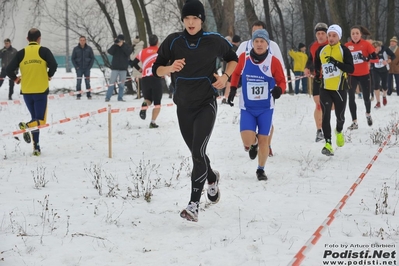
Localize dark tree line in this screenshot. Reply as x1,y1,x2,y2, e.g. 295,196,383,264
1,0,398,73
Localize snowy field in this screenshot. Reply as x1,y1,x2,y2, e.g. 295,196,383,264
0,68,398,266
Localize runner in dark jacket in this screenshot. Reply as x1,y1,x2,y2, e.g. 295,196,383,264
370,41,396,108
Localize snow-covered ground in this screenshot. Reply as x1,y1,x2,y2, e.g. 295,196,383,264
0,69,398,266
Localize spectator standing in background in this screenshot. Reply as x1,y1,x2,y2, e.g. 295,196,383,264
105,34,132,102
388,36,399,96
0,38,17,100
71,36,94,100
289,43,308,94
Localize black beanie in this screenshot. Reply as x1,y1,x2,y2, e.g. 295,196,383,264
149,34,158,46
181,0,205,22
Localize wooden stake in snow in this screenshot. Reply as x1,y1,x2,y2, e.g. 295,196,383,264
108,104,112,158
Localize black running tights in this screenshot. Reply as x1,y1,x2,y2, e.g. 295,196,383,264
320,88,347,141
176,99,218,204
348,74,372,120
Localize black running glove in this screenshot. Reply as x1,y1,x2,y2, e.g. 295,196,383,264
271,86,282,99
314,77,322,84
357,52,369,61
228,87,237,106
325,56,339,66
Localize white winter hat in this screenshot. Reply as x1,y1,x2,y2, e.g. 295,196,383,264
327,24,342,40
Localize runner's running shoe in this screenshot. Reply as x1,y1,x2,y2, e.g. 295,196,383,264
180,201,199,222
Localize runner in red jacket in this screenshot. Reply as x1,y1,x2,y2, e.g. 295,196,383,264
304,22,329,142
344,25,378,129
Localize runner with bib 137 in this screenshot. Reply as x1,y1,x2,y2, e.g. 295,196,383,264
228,29,286,181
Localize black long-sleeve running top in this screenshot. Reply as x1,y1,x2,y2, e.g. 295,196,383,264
152,29,238,108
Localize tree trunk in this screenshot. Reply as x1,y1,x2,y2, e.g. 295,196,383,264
130,0,147,47
355,1,362,25
115,0,131,45
315,0,329,24
262,0,274,40
301,0,315,47
207,0,223,32
95,0,117,38
271,0,292,93
221,0,235,36
244,0,258,34
368,0,379,39
327,0,350,42
386,0,395,44
138,0,152,36
176,0,185,10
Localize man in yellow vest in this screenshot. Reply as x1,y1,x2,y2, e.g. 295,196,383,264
289,43,308,94
6,28,58,156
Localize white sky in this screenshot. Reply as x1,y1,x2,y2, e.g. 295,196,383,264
0,69,398,265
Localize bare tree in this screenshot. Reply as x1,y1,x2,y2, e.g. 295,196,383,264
176,0,185,10
115,0,131,45
301,0,315,46
95,0,117,38
38,1,115,70
315,0,329,24
130,0,147,47
139,0,153,37
368,0,379,39
386,0,396,44
271,0,293,93
327,0,350,42
207,0,235,36
244,0,259,34
262,0,274,40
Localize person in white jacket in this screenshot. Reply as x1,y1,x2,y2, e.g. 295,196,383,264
235,20,285,157
236,21,285,70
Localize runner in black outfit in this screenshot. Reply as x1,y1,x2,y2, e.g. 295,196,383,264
152,0,238,222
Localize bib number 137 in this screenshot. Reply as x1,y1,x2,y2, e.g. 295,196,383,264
247,82,268,100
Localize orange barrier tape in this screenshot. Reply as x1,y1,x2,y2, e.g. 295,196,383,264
1,103,176,138
287,122,398,266
1,108,108,138
0,76,106,80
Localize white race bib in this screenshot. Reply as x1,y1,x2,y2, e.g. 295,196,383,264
351,51,364,64
246,81,268,100
145,68,153,76
374,59,385,68
322,63,340,79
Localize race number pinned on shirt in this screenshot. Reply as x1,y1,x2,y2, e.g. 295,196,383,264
322,63,340,79
247,81,269,100
145,68,153,76
351,51,364,64
374,59,385,68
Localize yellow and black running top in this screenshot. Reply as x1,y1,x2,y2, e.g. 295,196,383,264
314,42,354,91
6,42,58,94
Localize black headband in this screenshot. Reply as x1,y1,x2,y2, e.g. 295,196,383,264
315,27,327,33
